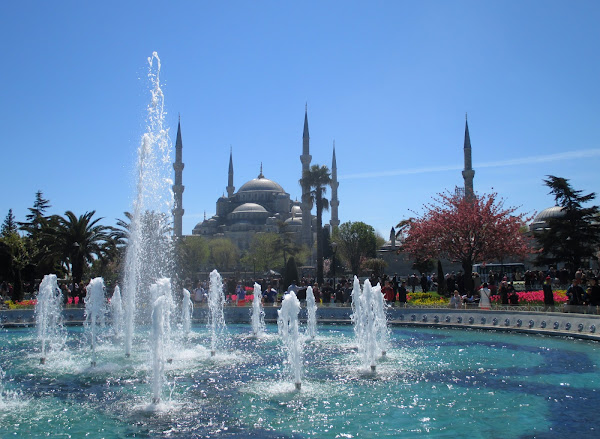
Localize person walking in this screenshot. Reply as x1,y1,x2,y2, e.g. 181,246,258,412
479,282,491,310
449,290,462,309
382,281,395,305
567,279,584,306
542,276,554,310
397,280,408,306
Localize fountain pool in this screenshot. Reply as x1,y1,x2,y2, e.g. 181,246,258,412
1,323,599,438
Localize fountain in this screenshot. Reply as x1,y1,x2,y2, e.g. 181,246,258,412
3,310,600,436
84,277,107,367
110,285,124,339
181,288,193,336
278,291,303,390
208,270,226,356
351,277,381,372
4,54,600,437
250,282,265,337
122,51,173,358
306,285,317,339
34,274,65,364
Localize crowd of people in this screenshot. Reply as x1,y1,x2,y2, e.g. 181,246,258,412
3,265,600,313
445,267,600,310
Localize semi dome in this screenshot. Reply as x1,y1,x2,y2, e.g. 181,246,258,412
237,176,285,193
284,216,303,226
229,202,270,223
232,203,268,214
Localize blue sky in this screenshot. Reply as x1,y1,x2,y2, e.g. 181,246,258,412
1,1,599,239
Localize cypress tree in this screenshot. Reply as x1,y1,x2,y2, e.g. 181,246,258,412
535,176,600,275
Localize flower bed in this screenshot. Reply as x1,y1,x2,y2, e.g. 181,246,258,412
490,290,568,305
406,292,448,306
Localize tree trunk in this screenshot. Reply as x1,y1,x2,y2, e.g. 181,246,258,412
11,269,24,301
437,260,447,296
462,259,474,296
316,193,324,286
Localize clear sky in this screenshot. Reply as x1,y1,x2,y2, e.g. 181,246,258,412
1,1,599,239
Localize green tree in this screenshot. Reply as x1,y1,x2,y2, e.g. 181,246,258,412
1,209,18,237
19,191,51,236
208,238,239,271
300,164,331,285
362,257,387,278
0,231,30,300
43,211,113,286
334,221,378,276
535,176,600,275
17,191,61,281
241,233,281,274
175,235,209,281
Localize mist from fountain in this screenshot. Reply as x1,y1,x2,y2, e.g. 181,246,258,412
350,276,364,350
181,288,193,336
149,278,175,360
122,51,174,357
110,285,124,339
34,274,65,364
352,277,382,372
0,366,4,404
251,283,265,337
362,279,377,372
84,277,107,367
208,270,226,356
151,295,167,404
278,291,303,390
306,286,317,339
372,282,390,356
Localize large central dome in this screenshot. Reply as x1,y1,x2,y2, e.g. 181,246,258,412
237,175,285,193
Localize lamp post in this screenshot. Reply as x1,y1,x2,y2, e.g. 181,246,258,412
331,241,338,292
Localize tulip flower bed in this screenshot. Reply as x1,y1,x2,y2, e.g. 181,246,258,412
490,290,568,305
4,299,38,309
406,292,448,306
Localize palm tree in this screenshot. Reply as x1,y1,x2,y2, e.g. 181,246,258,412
44,211,113,286
300,164,331,285
113,211,133,247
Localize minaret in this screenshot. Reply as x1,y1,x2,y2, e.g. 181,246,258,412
226,146,235,198
462,114,475,199
300,105,313,247
329,140,340,231
172,116,185,238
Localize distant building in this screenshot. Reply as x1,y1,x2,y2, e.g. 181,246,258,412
172,108,340,250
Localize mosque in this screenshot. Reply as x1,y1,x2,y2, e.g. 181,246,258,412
171,108,340,251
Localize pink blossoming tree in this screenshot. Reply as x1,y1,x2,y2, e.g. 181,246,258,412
402,191,532,294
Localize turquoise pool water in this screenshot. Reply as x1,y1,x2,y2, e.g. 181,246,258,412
0,324,598,438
